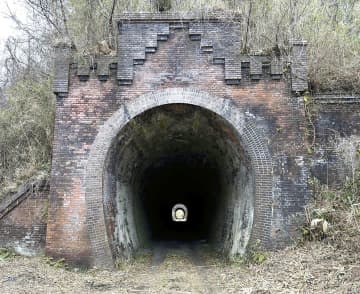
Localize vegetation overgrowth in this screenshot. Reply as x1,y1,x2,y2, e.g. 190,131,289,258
303,168,360,243
0,78,54,200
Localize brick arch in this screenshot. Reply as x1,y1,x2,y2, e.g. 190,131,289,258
85,87,273,268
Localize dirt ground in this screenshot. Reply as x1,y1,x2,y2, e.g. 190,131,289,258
1,239,360,294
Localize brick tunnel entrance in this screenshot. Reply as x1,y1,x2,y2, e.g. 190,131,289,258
83,88,273,268
47,12,308,268
103,103,255,258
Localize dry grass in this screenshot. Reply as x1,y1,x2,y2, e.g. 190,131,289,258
1,233,360,294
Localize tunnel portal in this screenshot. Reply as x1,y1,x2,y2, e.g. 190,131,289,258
104,104,254,259
46,13,309,269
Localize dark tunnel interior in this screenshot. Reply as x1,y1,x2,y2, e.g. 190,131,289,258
104,104,254,258
141,155,221,242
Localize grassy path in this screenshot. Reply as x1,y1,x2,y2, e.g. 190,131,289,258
1,240,360,293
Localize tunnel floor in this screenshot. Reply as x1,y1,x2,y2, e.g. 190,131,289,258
150,240,207,266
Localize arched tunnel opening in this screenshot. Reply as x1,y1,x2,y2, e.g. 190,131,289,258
104,104,254,259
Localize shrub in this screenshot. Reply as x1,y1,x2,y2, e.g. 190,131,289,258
0,77,55,199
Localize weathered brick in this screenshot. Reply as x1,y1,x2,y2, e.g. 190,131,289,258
48,13,312,267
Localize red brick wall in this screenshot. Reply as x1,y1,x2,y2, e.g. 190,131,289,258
0,188,49,256
48,28,309,265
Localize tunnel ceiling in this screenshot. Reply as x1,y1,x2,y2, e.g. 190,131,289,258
112,104,250,177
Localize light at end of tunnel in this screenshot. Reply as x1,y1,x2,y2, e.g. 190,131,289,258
172,204,188,222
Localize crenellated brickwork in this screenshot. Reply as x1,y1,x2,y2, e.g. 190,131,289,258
54,14,307,93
